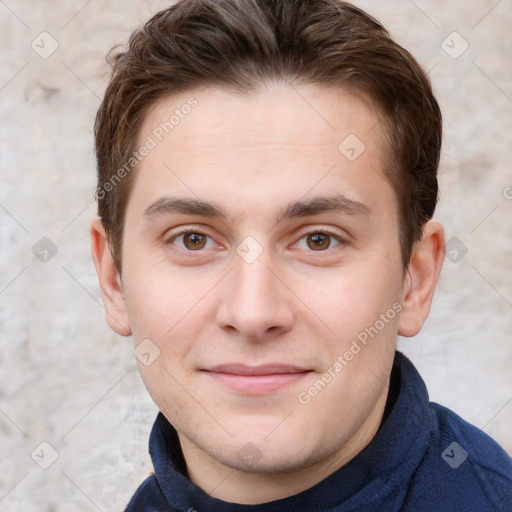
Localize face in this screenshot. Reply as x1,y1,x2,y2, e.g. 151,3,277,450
114,82,407,475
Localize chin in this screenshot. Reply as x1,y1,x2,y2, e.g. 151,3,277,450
203,427,332,475
217,446,313,475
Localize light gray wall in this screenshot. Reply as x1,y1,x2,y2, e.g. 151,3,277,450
1,1,511,510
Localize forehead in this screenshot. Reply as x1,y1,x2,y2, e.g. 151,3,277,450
140,82,385,155
129,82,395,221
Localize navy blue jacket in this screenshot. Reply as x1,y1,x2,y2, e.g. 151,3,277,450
125,352,512,511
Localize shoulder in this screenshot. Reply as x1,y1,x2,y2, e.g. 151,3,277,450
432,403,512,474
124,474,172,512
404,402,512,512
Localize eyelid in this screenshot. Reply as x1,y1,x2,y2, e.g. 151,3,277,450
165,224,215,240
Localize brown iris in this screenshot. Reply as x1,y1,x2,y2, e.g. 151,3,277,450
183,232,207,250
306,233,331,250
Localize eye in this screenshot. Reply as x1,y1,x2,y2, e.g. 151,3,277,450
296,231,342,251
170,231,216,251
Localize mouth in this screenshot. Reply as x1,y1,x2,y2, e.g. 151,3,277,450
201,364,313,394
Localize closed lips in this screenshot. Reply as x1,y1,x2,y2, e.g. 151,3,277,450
203,364,311,375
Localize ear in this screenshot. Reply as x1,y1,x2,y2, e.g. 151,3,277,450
398,221,445,337
90,218,132,336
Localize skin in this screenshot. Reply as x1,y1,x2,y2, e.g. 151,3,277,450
91,82,445,504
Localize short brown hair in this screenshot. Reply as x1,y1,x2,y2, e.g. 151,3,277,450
94,0,442,270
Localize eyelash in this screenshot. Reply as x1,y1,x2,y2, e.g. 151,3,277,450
166,227,348,253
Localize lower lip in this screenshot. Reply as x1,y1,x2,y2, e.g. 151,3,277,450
204,371,310,394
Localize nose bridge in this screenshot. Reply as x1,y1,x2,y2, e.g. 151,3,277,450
231,249,278,314
235,253,274,302
216,247,294,338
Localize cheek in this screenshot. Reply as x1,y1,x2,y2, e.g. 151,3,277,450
122,254,192,335
295,263,400,340
122,262,221,375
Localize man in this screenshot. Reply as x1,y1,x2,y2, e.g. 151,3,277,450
91,0,512,510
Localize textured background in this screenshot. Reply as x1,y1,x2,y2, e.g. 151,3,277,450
0,1,511,510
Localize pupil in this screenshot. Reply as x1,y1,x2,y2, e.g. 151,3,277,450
185,233,206,250
307,233,330,250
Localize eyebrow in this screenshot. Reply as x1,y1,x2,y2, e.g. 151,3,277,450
142,193,371,222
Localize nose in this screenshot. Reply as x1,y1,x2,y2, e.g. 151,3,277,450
215,252,295,342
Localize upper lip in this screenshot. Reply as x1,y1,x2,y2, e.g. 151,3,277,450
203,364,310,376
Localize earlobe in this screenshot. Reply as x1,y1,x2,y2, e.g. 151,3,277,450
398,221,445,338
90,218,132,336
